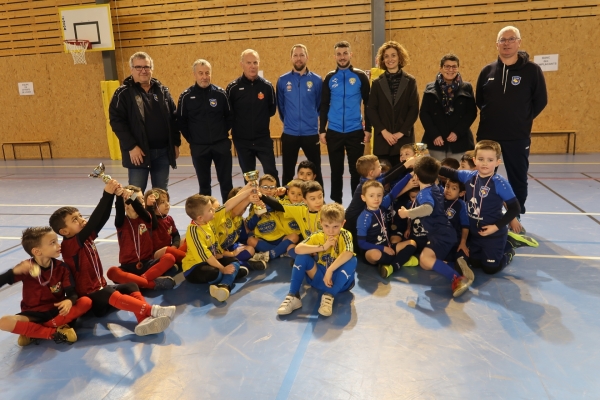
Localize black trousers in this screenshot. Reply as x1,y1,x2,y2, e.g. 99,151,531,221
281,133,323,186
498,138,530,214
326,129,365,203
234,138,280,186
184,256,238,284
191,140,234,203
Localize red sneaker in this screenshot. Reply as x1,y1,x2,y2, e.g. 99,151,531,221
451,276,470,298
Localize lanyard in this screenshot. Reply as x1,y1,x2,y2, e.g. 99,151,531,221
127,217,143,269
84,241,104,289
371,208,390,247
33,259,53,286
472,174,493,226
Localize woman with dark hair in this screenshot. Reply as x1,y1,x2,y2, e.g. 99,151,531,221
368,41,419,167
419,54,477,161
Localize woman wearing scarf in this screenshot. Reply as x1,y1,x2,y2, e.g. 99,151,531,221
420,54,477,161
368,41,419,167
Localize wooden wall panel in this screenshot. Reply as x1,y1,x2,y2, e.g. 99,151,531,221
390,16,600,153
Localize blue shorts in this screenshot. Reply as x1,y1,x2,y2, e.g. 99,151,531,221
469,232,509,267
306,261,356,293
426,236,456,261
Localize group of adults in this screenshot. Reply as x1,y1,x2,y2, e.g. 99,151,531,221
108,24,547,216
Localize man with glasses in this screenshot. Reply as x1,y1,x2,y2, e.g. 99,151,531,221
177,59,233,202
109,52,180,193
475,26,547,229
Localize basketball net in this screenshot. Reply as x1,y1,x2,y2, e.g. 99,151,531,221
64,40,90,65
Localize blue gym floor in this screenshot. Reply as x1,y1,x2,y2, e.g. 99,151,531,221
1,153,599,399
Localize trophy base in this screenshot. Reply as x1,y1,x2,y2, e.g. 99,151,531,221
255,207,267,216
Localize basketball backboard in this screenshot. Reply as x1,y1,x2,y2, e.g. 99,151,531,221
59,4,114,52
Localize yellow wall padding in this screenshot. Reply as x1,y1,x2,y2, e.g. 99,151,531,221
101,80,122,160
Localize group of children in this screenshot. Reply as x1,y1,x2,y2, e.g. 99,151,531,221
0,143,538,347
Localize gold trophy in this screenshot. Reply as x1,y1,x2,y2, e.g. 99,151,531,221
413,143,428,156
243,170,267,216
89,162,112,183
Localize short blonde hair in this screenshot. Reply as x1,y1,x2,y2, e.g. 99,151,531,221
185,194,212,220
320,203,345,223
475,140,502,159
361,180,384,196
287,179,304,190
290,44,308,57
356,155,379,177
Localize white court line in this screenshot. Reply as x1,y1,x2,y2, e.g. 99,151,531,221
0,204,599,215
515,254,600,261
0,236,117,243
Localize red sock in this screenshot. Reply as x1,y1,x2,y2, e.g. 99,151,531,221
179,241,187,254
142,254,176,282
107,266,151,289
166,246,186,262
42,297,93,328
108,291,152,323
12,320,55,340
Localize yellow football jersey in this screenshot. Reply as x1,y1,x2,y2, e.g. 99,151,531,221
303,228,354,268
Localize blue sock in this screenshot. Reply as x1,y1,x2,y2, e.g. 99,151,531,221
219,262,240,287
255,240,276,253
289,254,314,295
270,239,292,259
432,259,459,282
287,247,297,259
236,249,252,262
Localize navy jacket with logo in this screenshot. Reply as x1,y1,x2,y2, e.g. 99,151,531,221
276,69,322,136
177,83,231,149
476,51,547,141
320,65,371,134
226,74,277,142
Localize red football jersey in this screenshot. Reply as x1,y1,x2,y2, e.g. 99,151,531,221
152,215,177,251
14,258,74,312
117,216,154,264
61,232,107,297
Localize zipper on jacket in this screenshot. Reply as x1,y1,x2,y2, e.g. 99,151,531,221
342,70,346,133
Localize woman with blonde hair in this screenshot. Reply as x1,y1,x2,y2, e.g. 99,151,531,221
368,41,419,167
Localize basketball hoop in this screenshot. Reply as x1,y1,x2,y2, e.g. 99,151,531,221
64,40,91,65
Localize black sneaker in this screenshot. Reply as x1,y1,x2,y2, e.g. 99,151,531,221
153,276,176,290
235,266,249,280
505,248,516,266
247,259,267,271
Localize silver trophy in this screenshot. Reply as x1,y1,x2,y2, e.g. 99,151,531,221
89,163,112,183
413,143,428,156
243,170,267,216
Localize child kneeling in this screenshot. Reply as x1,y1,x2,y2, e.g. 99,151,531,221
277,203,356,317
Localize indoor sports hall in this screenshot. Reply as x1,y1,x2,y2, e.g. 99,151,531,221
1,1,599,399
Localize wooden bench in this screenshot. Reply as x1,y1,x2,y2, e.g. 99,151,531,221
531,130,576,155
2,140,53,160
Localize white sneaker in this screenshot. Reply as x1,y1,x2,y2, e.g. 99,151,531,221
456,257,475,287
209,284,230,302
277,295,302,315
318,294,334,317
134,315,171,336
151,305,176,320
258,251,270,263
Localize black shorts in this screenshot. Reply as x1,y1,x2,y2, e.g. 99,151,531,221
184,256,238,284
120,259,159,275
17,309,59,323
84,283,140,317
426,236,456,261
469,231,508,267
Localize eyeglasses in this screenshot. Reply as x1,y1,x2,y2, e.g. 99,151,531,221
260,185,277,190
442,65,458,70
133,66,152,71
497,37,520,44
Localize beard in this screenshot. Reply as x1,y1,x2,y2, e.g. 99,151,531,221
293,62,306,72
336,60,350,69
